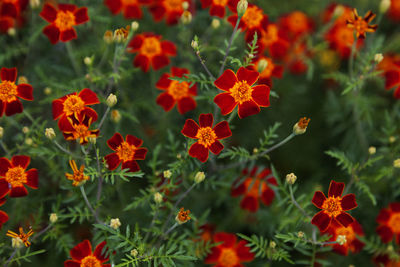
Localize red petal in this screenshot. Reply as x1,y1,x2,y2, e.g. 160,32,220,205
104,153,121,170
161,41,177,55
394,87,400,99
241,195,259,212
257,168,271,179
341,194,357,211
214,232,236,247
64,260,80,267
133,55,150,72
209,5,225,18
128,35,143,51
11,155,30,169
134,148,147,160
171,67,188,77
214,93,237,115
177,97,196,114
251,85,270,107
124,5,142,19
0,210,9,228
377,225,394,243
43,24,60,44
238,100,260,119
272,65,284,78
5,99,23,116
352,239,365,253
104,0,122,14
270,41,289,59
74,7,89,24
312,191,326,209
149,5,165,21
40,4,57,23
126,135,143,147
155,73,171,89
58,4,76,12
0,101,3,117
152,55,169,70
311,210,332,232
213,121,231,139
390,203,400,212
181,119,199,138
188,142,209,162
204,247,221,264
336,212,354,227
0,179,10,198
70,240,92,261
156,92,175,112
0,158,11,176
93,241,109,262
236,240,255,262
0,67,17,82
58,116,74,132
52,99,64,120
209,140,224,155
377,208,391,223
79,88,99,105
9,186,28,197
200,0,212,8
17,84,33,100
214,69,237,91
60,29,77,42
107,133,124,150
261,187,275,206
121,160,140,172
199,113,213,127
1,3,17,18
231,182,246,196
237,67,259,85
328,180,344,197
26,169,38,189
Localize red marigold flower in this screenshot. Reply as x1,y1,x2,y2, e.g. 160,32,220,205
39,3,89,44
149,0,193,25
214,67,270,118
0,0,28,33
52,88,99,129
204,232,254,266
388,0,400,22
59,114,100,145
279,11,314,40
0,198,8,229
346,9,378,39
258,23,290,59
181,113,231,162
104,0,151,19
156,67,197,114
282,42,311,74
127,33,176,72
373,253,400,267
311,180,357,232
199,224,215,243
0,155,38,198
323,220,364,255
0,67,33,117
104,132,148,173
200,0,237,18
379,59,400,99
231,167,277,212
248,56,283,87
376,202,400,244
64,240,110,267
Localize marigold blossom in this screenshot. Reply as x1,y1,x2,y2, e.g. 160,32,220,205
156,67,197,114
6,227,34,247
40,3,89,44
346,9,378,39
248,56,283,87
59,114,100,145
149,0,192,25
104,132,148,173
175,207,191,224
181,113,231,162
323,220,365,255
214,67,270,118
379,59,400,99
0,67,33,117
127,33,176,72
0,198,8,229
311,180,357,232
376,203,400,244
104,0,151,19
258,23,290,59
64,240,110,267
0,155,38,198
231,167,277,212
200,0,237,18
388,0,400,22
279,11,313,40
65,160,89,186
0,0,28,33
204,232,254,267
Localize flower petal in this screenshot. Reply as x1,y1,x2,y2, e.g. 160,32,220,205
74,7,89,24
237,67,259,85
43,24,60,44
328,180,345,197
177,97,196,114
241,195,259,212
161,41,177,55
214,93,237,116
93,241,109,262
199,113,213,127
385,71,400,89
133,55,150,72
171,67,188,77
124,5,142,19
0,67,17,82
341,194,357,211
64,260,81,267
17,84,33,100
122,160,140,172
261,187,275,206
214,69,238,91
336,212,354,228
236,240,255,262
11,155,30,169
104,0,122,14
9,186,28,198
155,73,171,89
209,5,225,18
52,99,64,120
126,135,143,147
390,203,400,212
156,92,175,112
79,88,99,105
181,119,199,138
70,240,92,261
377,225,394,243
104,153,121,170
0,179,10,198
0,210,9,228
5,99,23,116
214,232,236,247
311,191,326,209
209,140,224,155
251,85,270,107
0,158,11,176
152,55,170,70
311,210,332,232
213,121,231,139
60,29,77,42
238,100,260,119
107,133,124,150
134,148,147,160
188,142,209,162
204,247,221,264
26,169,39,189
40,4,57,23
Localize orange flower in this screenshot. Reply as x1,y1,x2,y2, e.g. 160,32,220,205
258,23,290,59
323,220,365,255
248,56,283,87
156,67,197,114
283,42,311,74
231,167,277,212
376,203,400,244
58,114,99,145
346,9,378,39
311,180,357,232
127,33,176,72
200,0,237,18
388,0,400,22
204,232,254,266
0,67,33,117
279,11,313,40
175,207,191,224
0,155,38,198
104,0,151,19
149,0,192,25
6,227,34,247
214,67,270,118
40,3,89,44
64,240,110,267
65,160,89,186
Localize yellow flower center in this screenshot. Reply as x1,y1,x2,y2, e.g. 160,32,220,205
352,18,369,34
230,81,253,104
140,37,162,58
242,6,263,28
5,167,27,187
213,0,228,5
71,124,94,141
287,11,308,33
261,24,278,46
322,196,342,217
167,81,189,100
54,11,75,31
195,127,217,148
0,80,17,102
388,214,400,233
164,0,184,11
63,95,85,117
80,255,102,267
219,248,239,267
116,141,136,162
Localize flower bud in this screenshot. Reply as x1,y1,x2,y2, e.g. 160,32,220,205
11,237,24,249
0,127,3,138
29,0,40,9
88,137,97,144
18,76,28,84
336,235,347,245
130,249,138,257
257,59,269,73
389,136,396,143
163,170,172,179
154,192,163,203
84,57,93,66
104,30,113,44
25,138,33,146
211,18,220,29
131,21,139,31
175,207,191,224
22,126,29,134
8,28,16,36
332,5,344,18
191,39,198,50
181,11,192,24
237,0,248,17
44,87,52,95
253,148,258,154
293,117,310,135
368,146,376,155
194,171,205,183
297,231,305,238
111,110,121,123
49,213,58,223
269,241,276,248
106,94,117,107
286,173,297,185
114,26,130,43
394,159,400,168
182,1,189,10
374,53,384,63
110,218,121,230
176,153,182,159
380,0,391,14
45,128,56,140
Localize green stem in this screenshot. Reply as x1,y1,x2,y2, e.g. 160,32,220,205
218,16,241,76
80,185,102,224
310,244,316,267
66,42,82,76
289,185,311,220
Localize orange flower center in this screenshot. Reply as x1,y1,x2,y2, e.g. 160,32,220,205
388,214,400,233
196,127,217,148
5,167,27,187
121,0,138,5
352,18,369,34
287,12,308,33
322,196,342,217
0,80,17,102
244,178,265,198
63,95,85,117
213,0,228,5
116,141,136,162
219,248,239,267
54,11,75,31
71,124,94,140
261,24,278,46
230,81,253,104
336,226,355,242
164,0,184,11
80,255,102,267
140,37,162,58
167,81,189,100
242,6,263,28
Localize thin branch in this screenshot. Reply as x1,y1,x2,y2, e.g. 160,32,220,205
219,17,241,76
195,52,216,80
80,185,102,224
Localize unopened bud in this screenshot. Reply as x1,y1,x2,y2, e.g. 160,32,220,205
380,0,391,14
131,21,139,31
29,0,40,9
286,173,297,185
176,153,182,159
368,146,376,155
49,213,58,223
336,235,347,245
130,249,138,257
374,53,384,63
394,159,400,168
332,5,344,18
154,192,163,203
163,170,172,179
7,28,16,36
387,244,394,252
45,128,56,140
84,57,93,66
182,1,189,10
191,39,198,50
109,218,121,230
211,18,220,29
257,59,269,73
0,127,3,138
194,171,205,183
297,231,305,238
22,126,29,134
237,0,248,17
113,26,130,43
88,137,97,144
106,94,117,107
25,138,33,146
44,87,52,95
11,237,24,249
253,148,258,154
293,117,310,135
111,110,121,123
269,241,276,248
104,30,113,44
181,11,192,24
389,136,396,143
18,76,28,84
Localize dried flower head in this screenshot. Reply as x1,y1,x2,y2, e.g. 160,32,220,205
114,25,131,42
374,53,384,63
175,207,191,224
163,170,172,179
45,128,56,140
346,9,378,39
6,227,34,247
293,117,310,135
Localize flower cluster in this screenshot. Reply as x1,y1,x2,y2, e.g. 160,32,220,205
0,0,28,34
